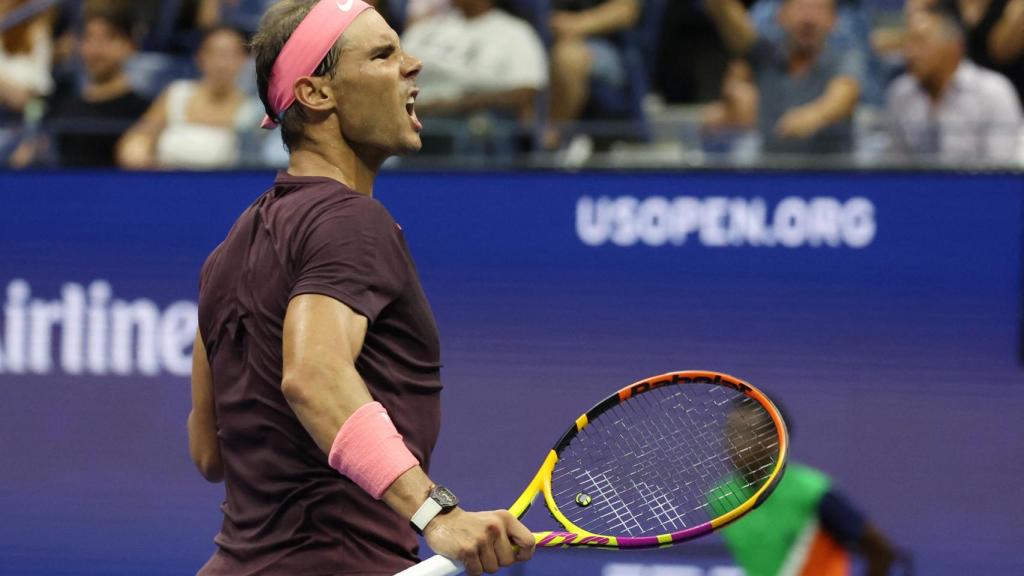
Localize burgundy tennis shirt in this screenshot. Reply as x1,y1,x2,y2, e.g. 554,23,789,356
196,172,442,575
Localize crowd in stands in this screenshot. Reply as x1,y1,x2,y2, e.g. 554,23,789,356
0,0,1021,169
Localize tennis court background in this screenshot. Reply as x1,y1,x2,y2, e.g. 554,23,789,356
0,170,1021,575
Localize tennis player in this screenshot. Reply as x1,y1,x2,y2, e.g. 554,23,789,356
187,1,534,575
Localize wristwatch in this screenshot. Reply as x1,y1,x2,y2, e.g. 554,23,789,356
410,485,459,534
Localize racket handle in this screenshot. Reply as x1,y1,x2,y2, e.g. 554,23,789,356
393,554,465,576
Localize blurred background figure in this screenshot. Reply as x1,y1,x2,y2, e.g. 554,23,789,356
702,0,864,156
946,0,1024,104
401,0,547,158
405,0,451,26
194,0,400,36
720,400,897,576
10,1,148,168
0,0,56,161
543,0,642,151
655,0,754,106
117,26,259,170
886,4,1021,163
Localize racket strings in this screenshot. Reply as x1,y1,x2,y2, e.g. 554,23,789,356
550,384,780,538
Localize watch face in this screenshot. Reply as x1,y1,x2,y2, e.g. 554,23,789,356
431,486,459,508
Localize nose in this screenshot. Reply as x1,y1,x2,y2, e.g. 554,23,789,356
401,52,422,80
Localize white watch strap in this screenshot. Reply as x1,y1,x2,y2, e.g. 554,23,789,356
411,495,443,532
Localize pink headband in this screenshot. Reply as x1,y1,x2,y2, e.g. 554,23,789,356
260,0,374,129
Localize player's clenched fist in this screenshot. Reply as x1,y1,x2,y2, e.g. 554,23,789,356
424,508,535,575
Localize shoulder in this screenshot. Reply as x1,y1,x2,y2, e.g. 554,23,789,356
486,9,528,28
493,10,542,38
821,43,865,71
45,79,77,115
235,96,264,128
784,462,832,493
276,181,395,234
403,10,457,36
323,192,394,226
156,79,194,103
748,35,780,66
968,62,1020,101
126,91,153,113
885,74,918,102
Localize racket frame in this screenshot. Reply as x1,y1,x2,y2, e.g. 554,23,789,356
514,370,789,550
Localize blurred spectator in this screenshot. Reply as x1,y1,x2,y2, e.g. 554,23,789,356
656,0,756,104
117,26,259,170
401,0,546,123
702,59,759,133
366,0,400,30
0,0,55,113
543,0,642,150
196,0,400,34
749,0,883,104
886,5,1021,163
704,0,864,155
9,4,149,167
0,0,56,158
714,401,897,576
406,0,451,25
946,0,1024,102
197,0,244,30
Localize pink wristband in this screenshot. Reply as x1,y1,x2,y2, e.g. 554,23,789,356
328,401,418,499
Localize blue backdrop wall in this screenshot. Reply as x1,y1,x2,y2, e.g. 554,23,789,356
0,170,1021,575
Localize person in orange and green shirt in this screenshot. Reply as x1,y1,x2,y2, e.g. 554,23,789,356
711,400,896,576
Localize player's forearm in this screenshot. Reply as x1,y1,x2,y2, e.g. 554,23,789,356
281,362,374,454
572,0,642,37
382,465,440,519
703,0,757,54
283,371,435,519
989,0,1024,64
190,332,224,482
188,410,224,482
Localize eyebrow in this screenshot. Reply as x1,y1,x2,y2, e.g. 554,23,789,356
367,39,397,55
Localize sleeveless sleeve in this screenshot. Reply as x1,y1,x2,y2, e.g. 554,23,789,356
164,80,194,125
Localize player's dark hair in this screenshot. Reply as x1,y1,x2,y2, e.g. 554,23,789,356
252,0,345,153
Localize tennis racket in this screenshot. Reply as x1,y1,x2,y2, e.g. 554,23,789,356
396,370,789,576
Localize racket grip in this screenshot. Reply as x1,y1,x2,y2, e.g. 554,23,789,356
393,554,465,576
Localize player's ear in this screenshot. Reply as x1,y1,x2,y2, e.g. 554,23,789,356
293,76,336,116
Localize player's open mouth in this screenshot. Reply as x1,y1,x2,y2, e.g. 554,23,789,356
406,90,422,133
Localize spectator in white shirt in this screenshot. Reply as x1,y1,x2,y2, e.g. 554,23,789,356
885,5,1021,163
400,0,547,124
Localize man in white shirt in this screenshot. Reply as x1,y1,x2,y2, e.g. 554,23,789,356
400,0,547,124
885,5,1022,164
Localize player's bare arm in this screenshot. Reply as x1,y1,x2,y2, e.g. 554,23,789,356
188,331,223,483
283,294,534,575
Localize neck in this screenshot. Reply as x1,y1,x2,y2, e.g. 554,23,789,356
922,60,960,103
462,4,490,18
786,42,820,74
287,141,380,196
83,73,130,102
201,81,237,101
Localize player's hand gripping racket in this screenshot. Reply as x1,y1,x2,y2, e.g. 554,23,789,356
396,370,788,576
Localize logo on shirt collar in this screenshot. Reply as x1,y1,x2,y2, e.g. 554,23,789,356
336,0,354,12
